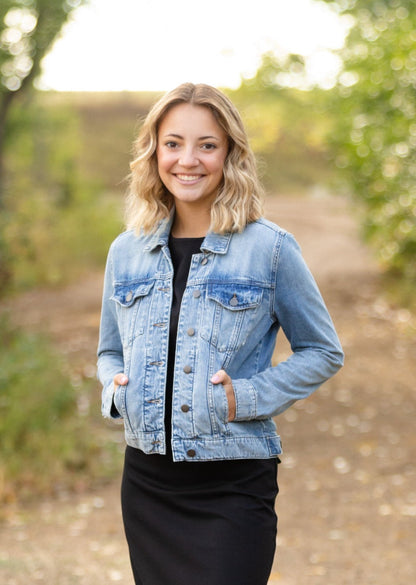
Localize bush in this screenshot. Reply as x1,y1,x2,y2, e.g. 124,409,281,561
2,95,124,293
3,188,123,290
323,0,416,286
0,317,122,504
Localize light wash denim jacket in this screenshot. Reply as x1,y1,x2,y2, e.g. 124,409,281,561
97,214,344,462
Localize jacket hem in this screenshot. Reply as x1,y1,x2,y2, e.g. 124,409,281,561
124,430,282,461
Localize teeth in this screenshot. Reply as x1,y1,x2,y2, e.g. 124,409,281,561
176,174,201,181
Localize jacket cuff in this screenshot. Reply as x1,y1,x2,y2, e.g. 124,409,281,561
102,380,121,419
232,378,257,421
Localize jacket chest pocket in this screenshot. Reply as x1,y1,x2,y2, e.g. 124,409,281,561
200,284,263,352
111,281,154,344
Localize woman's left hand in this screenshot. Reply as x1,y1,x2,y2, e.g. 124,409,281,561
211,370,236,422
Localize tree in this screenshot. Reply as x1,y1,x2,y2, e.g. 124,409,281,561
229,52,332,193
320,0,416,283
0,0,85,292
0,0,85,204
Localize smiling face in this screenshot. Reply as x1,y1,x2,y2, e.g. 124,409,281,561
156,103,229,213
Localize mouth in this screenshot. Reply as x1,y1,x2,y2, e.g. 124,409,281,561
175,174,203,183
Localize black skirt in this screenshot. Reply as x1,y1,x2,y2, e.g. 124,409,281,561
121,446,279,585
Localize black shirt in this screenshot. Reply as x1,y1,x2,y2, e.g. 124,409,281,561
165,235,204,454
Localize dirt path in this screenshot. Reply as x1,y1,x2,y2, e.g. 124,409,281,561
1,194,416,584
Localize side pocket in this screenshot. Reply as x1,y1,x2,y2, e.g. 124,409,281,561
112,385,123,418
208,382,232,436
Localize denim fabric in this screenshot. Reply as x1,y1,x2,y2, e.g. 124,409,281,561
97,215,344,461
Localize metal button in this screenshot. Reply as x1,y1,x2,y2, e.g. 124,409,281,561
230,294,238,306
201,257,208,265
183,365,192,374
193,290,201,298
181,404,190,413
125,291,133,302
187,449,196,458
187,327,195,337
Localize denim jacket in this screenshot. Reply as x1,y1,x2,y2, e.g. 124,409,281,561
97,214,344,462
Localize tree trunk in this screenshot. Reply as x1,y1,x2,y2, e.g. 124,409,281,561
0,90,16,293
0,90,15,208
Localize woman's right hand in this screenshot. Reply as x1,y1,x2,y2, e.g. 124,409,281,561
113,373,129,392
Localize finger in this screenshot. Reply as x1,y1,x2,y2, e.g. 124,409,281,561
211,369,229,384
227,389,236,422
114,373,128,386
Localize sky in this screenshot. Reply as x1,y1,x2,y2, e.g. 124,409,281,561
39,0,350,92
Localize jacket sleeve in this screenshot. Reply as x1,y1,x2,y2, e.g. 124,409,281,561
231,231,344,421
97,244,124,419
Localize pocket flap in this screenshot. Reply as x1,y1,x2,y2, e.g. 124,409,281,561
207,283,263,310
111,281,154,307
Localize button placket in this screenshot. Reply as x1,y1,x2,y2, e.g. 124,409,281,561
142,277,172,429
174,278,202,446
183,287,199,386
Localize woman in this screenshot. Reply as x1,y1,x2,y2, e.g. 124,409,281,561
97,83,344,585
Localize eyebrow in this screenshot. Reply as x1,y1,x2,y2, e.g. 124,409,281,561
163,133,220,141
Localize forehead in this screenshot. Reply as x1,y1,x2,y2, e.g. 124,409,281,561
158,103,226,136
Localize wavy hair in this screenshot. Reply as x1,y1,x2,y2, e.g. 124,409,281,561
126,83,264,234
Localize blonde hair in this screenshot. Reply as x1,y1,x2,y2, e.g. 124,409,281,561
126,83,264,234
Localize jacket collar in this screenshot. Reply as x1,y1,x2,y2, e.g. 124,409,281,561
143,214,174,252
201,232,231,254
144,212,232,255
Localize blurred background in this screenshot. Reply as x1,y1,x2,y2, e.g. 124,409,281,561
0,1,415,584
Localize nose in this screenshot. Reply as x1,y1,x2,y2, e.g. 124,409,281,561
179,146,198,167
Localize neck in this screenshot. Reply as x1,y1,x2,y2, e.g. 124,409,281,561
171,203,211,238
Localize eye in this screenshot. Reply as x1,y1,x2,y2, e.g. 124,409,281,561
201,143,217,151
165,141,178,148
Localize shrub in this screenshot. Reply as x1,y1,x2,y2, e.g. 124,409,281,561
0,317,122,504
323,0,416,285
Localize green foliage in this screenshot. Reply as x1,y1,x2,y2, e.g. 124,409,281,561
4,189,123,290
1,99,121,290
0,316,121,503
2,95,123,292
321,0,416,282
0,0,87,288
228,53,334,193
